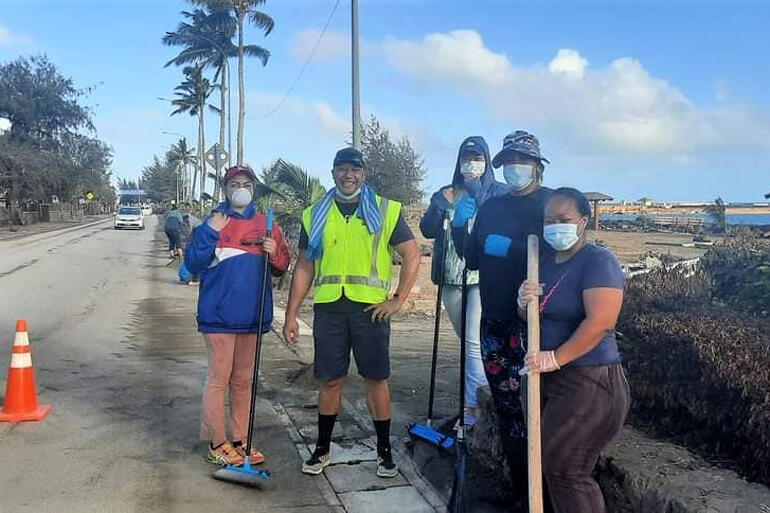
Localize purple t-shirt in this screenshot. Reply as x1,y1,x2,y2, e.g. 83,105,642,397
538,243,624,366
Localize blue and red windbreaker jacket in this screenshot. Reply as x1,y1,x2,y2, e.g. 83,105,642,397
185,201,290,334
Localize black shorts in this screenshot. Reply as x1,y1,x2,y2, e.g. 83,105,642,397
312,304,390,381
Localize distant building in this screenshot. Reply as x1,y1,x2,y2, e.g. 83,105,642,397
118,189,149,205
636,197,654,207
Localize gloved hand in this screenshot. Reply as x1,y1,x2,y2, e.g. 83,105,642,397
517,280,543,310
452,196,477,227
519,351,561,375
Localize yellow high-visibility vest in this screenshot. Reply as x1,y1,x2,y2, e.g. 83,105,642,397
302,195,402,304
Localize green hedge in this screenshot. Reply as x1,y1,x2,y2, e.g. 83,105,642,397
618,237,770,485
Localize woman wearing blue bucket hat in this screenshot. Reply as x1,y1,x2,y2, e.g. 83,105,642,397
453,130,554,509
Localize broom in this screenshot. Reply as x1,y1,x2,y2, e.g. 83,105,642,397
408,212,454,451
448,222,471,513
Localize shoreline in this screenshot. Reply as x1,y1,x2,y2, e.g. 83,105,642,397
602,206,770,215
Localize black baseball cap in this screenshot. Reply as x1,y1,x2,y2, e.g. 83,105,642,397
333,147,365,168
459,138,485,158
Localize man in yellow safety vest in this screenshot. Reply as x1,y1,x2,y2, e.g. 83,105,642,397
283,147,420,479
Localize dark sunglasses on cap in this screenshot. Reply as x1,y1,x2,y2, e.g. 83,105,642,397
240,237,265,246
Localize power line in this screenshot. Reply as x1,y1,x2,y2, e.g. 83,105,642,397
253,0,341,120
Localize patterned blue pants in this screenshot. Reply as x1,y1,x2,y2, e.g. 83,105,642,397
480,317,529,491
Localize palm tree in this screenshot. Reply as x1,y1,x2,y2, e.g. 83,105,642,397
188,0,273,165
166,137,197,202
163,8,237,202
259,159,325,242
169,65,214,202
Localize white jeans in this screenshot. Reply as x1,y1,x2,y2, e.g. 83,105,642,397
442,284,487,408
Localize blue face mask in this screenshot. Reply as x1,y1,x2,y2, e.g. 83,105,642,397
503,164,535,190
543,222,583,251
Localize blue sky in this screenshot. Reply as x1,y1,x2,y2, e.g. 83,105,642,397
1,0,768,202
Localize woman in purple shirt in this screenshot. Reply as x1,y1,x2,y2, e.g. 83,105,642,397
518,187,630,513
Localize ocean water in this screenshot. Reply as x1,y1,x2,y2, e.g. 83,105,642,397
602,213,770,226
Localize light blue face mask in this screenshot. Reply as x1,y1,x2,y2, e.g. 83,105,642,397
503,164,535,190
543,222,583,251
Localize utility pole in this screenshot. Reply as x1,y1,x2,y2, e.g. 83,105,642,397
351,0,361,150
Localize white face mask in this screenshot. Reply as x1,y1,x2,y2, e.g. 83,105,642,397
460,160,485,180
503,163,535,190
230,187,253,207
543,222,583,251
335,186,362,201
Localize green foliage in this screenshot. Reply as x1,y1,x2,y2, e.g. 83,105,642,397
256,159,325,242
359,116,426,205
618,236,770,485
140,152,181,202
0,55,113,208
170,65,214,118
0,55,93,143
705,197,727,233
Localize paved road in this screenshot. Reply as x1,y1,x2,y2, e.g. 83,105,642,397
0,217,461,513
0,217,337,513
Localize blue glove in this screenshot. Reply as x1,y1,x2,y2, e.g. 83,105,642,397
484,234,512,258
452,196,477,227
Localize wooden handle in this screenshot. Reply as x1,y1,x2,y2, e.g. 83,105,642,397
526,234,543,513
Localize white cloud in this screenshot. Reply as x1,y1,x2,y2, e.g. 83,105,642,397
383,30,770,156
549,49,588,80
290,29,351,61
0,24,32,46
384,30,513,90
250,92,350,139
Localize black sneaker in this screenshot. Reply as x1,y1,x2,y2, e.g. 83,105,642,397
376,451,398,478
302,449,330,475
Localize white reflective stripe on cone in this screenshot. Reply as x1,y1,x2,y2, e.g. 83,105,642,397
13,331,30,346
10,352,32,368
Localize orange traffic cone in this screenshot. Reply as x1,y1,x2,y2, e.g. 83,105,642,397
0,320,51,422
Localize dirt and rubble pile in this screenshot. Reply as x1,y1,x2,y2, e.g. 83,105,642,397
618,234,770,486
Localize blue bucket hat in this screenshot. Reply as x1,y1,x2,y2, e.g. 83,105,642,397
492,130,550,168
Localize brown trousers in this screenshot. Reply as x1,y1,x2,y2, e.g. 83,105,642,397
525,364,630,513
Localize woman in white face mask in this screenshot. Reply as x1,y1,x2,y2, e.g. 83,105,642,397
517,188,629,513
420,136,509,428
185,165,292,467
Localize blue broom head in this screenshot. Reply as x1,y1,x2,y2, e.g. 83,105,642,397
408,423,455,450
213,462,273,487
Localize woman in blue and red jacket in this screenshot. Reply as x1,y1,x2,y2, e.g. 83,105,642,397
185,165,290,466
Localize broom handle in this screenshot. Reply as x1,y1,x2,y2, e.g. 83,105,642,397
527,234,543,513
427,214,450,425
246,209,274,460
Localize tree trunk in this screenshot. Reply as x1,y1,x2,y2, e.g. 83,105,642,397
215,60,227,203
199,103,206,207
237,14,245,165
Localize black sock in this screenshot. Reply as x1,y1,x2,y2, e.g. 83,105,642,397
315,413,337,455
373,419,391,457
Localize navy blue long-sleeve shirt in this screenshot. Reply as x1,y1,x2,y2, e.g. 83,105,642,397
453,187,553,322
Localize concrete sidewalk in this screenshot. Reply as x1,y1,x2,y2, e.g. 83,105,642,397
267,312,446,512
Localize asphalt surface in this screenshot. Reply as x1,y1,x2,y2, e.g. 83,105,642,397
0,217,337,513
